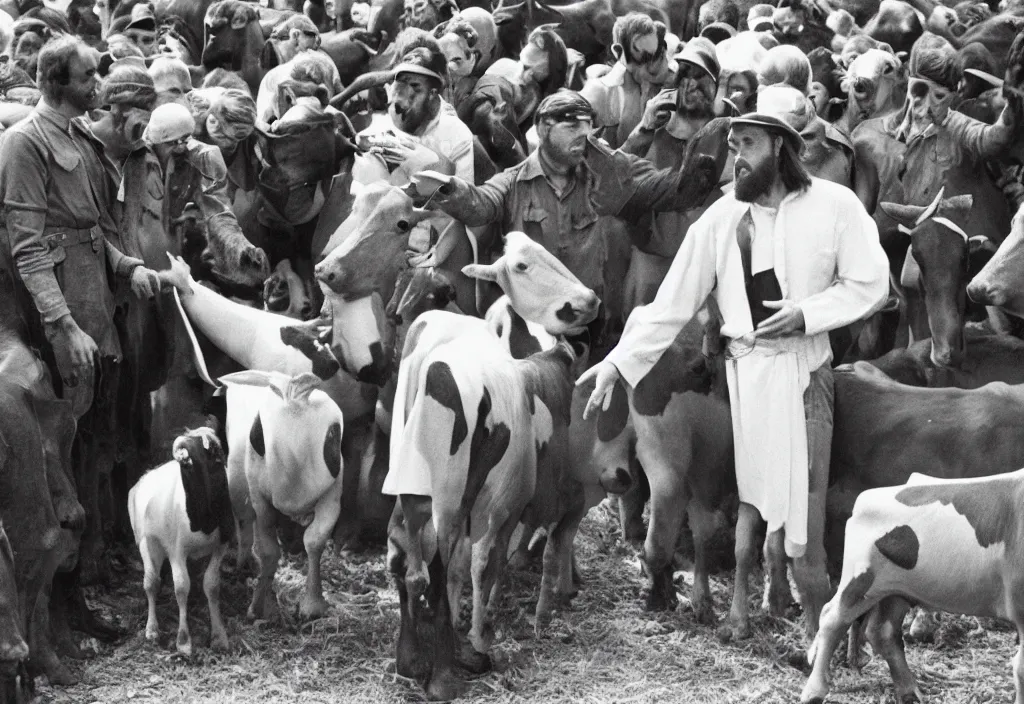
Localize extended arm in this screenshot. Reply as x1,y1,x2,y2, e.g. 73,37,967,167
944,105,1019,163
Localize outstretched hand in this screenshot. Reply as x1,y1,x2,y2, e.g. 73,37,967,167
576,361,621,420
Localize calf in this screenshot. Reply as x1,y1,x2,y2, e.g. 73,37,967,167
802,469,1024,704
836,46,905,135
221,370,344,621
128,427,234,655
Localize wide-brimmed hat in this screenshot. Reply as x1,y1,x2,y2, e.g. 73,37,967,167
126,3,156,31
673,37,720,83
730,84,806,155
700,21,737,44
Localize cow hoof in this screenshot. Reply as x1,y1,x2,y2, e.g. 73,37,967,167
692,600,716,626
645,589,677,613
176,635,193,657
425,670,463,702
145,626,159,642
299,595,329,620
898,692,922,704
716,619,751,644
457,647,492,675
407,570,430,600
507,549,531,572
211,633,230,652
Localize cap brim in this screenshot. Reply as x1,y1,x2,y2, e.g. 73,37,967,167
672,56,716,83
964,68,1003,87
393,63,444,83
127,18,156,31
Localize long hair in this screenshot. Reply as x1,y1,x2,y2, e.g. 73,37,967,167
778,138,812,193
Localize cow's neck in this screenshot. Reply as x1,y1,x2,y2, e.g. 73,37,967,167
177,283,281,369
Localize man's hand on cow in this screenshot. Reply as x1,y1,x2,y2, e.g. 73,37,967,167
45,314,98,388
577,360,620,420
410,170,453,201
130,266,160,299
640,88,677,132
755,299,806,339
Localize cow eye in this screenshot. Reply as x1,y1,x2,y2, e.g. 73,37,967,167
883,64,893,74
396,220,411,232
515,261,528,272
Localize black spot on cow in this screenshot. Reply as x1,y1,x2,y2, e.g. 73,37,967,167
895,480,1015,549
459,387,512,525
507,304,542,359
597,379,629,442
280,325,341,380
177,433,235,542
250,413,266,457
874,525,919,570
356,341,391,385
633,340,712,417
555,302,577,324
840,568,875,609
323,421,342,478
425,361,468,455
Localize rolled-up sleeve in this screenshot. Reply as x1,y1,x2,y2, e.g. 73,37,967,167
605,212,718,387
1,131,70,323
799,194,889,336
435,169,512,228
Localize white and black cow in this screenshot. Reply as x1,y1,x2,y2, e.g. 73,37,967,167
802,469,1024,704
221,370,344,621
128,427,234,655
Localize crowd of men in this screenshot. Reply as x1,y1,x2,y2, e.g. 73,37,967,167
1,0,1023,685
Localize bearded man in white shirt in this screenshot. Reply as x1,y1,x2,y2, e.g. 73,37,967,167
580,104,890,643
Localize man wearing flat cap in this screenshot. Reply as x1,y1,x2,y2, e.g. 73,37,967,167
618,37,732,315
581,98,890,646
109,2,157,57
410,89,719,333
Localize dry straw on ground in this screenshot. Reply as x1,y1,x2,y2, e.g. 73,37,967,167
37,501,1017,704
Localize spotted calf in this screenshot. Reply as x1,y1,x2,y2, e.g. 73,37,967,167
221,371,344,621
128,427,234,655
802,469,1024,704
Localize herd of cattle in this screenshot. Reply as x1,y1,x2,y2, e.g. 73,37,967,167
6,0,1024,700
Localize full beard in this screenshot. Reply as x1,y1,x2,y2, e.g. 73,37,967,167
734,152,778,203
391,104,428,135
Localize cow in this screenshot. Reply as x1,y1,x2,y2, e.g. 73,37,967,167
802,468,1024,704
879,189,998,368
221,370,344,620
0,522,30,704
263,258,314,320
388,321,577,701
202,1,271,95
863,0,923,55
968,203,1024,318
865,329,1024,388
835,46,905,136
128,427,233,655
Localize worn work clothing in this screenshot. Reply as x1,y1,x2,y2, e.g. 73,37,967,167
606,179,888,557
0,101,142,359
433,136,710,298
580,61,677,150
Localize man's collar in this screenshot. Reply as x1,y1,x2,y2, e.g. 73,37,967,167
517,143,594,183
37,99,74,131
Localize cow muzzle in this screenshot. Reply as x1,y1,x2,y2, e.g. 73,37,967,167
966,278,1005,307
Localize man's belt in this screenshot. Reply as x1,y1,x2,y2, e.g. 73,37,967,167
43,226,101,251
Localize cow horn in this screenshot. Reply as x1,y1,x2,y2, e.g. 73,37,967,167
877,200,927,228
916,186,945,225
329,69,396,109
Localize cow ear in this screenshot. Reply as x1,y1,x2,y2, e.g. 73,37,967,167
878,201,926,228
231,8,250,29
218,370,288,398
895,51,908,64
462,262,499,282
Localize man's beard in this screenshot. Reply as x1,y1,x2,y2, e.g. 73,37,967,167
391,100,430,134
65,86,99,113
734,150,778,203
676,87,714,120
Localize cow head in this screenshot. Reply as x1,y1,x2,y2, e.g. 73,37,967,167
463,231,601,336
863,0,923,55
254,113,356,226
839,47,905,129
880,189,984,368
273,78,330,127
968,204,1024,319
156,16,201,65
402,0,458,31
172,427,232,537
203,0,260,71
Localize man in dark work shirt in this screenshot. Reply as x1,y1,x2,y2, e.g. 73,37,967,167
619,37,733,314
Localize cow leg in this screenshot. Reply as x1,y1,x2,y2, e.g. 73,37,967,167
801,570,882,704
618,463,648,544
688,501,718,626
299,484,342,620
846,614,871,670
30,566,76,685
792,366,834,640
168,551,192,656
762,529,792,617
1013,624,1024,704
387,504,424,680
140,537,165,642
719,502,761,642
247,497,280,622
866,597,920,703
538,502,586,624
469,517,518,659
642,467,686,613
204,544,229,652
400,495,433,600
425,553,462,702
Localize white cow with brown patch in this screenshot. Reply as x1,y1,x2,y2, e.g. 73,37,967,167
802,469,1024,704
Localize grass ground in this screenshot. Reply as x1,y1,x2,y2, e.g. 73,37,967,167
34,501,1018,704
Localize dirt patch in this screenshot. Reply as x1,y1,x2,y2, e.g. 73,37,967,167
34,501,1018,704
